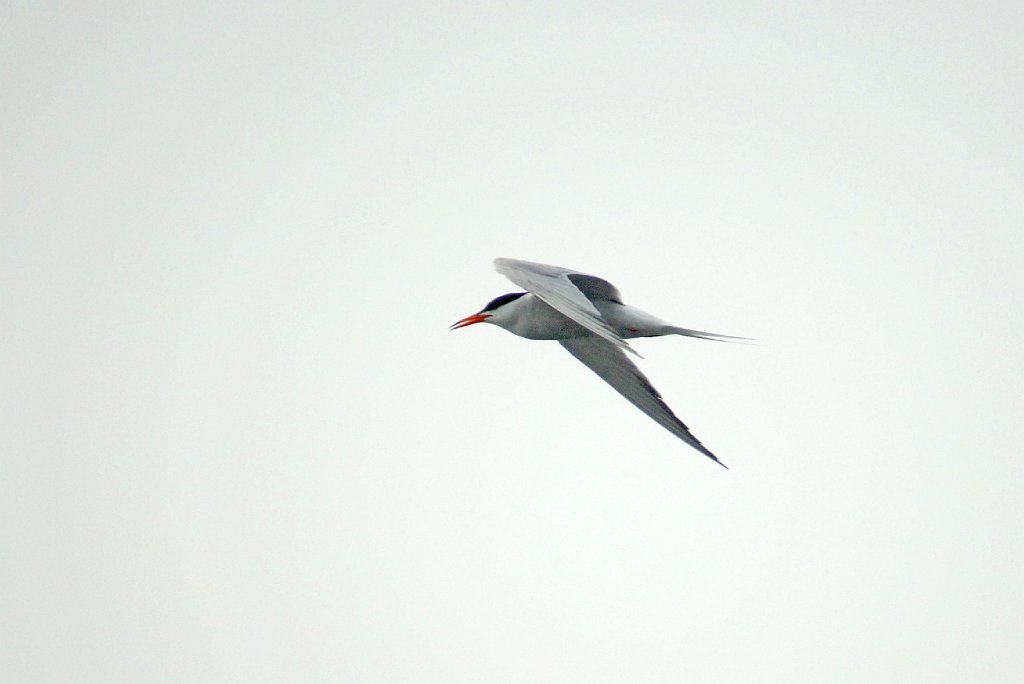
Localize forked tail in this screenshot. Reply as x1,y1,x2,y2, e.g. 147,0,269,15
664,326,754,343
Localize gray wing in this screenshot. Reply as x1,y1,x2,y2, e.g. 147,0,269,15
559,336,726,467
494,258,636,356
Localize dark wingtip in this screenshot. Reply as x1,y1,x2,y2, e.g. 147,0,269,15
698,445,728,469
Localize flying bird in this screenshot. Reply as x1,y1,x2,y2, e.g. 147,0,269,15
450,258,745,468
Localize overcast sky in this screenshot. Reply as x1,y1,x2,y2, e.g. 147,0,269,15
3,3,1022,682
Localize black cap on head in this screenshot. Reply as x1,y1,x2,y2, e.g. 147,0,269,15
482,292,526,312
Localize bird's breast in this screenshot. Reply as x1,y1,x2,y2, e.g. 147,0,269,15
503,295,591,340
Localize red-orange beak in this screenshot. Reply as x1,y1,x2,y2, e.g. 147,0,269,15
449,312,491,330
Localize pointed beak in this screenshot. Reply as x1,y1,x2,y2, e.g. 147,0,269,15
449,312,491,330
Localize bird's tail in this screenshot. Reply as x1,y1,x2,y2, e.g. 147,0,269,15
664,326,755,344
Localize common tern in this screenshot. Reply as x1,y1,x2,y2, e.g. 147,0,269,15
450,258,744,468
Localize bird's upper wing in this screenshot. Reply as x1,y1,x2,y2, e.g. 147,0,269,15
494,257,636,356
558,336,726,467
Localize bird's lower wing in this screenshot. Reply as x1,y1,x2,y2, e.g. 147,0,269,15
558,337,726,467
495,258,637,356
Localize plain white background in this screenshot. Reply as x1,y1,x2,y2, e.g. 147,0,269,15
3,3,1022,682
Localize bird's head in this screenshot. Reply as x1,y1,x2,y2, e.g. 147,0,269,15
449,292,527,330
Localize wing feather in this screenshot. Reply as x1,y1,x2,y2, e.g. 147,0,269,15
494,258,636,355
558,336,726,467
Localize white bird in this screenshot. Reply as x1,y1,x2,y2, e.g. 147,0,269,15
450,258,745,468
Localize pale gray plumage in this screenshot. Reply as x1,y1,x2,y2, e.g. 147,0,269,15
558,336,724,466
452,257,744,467
494,257,636,356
